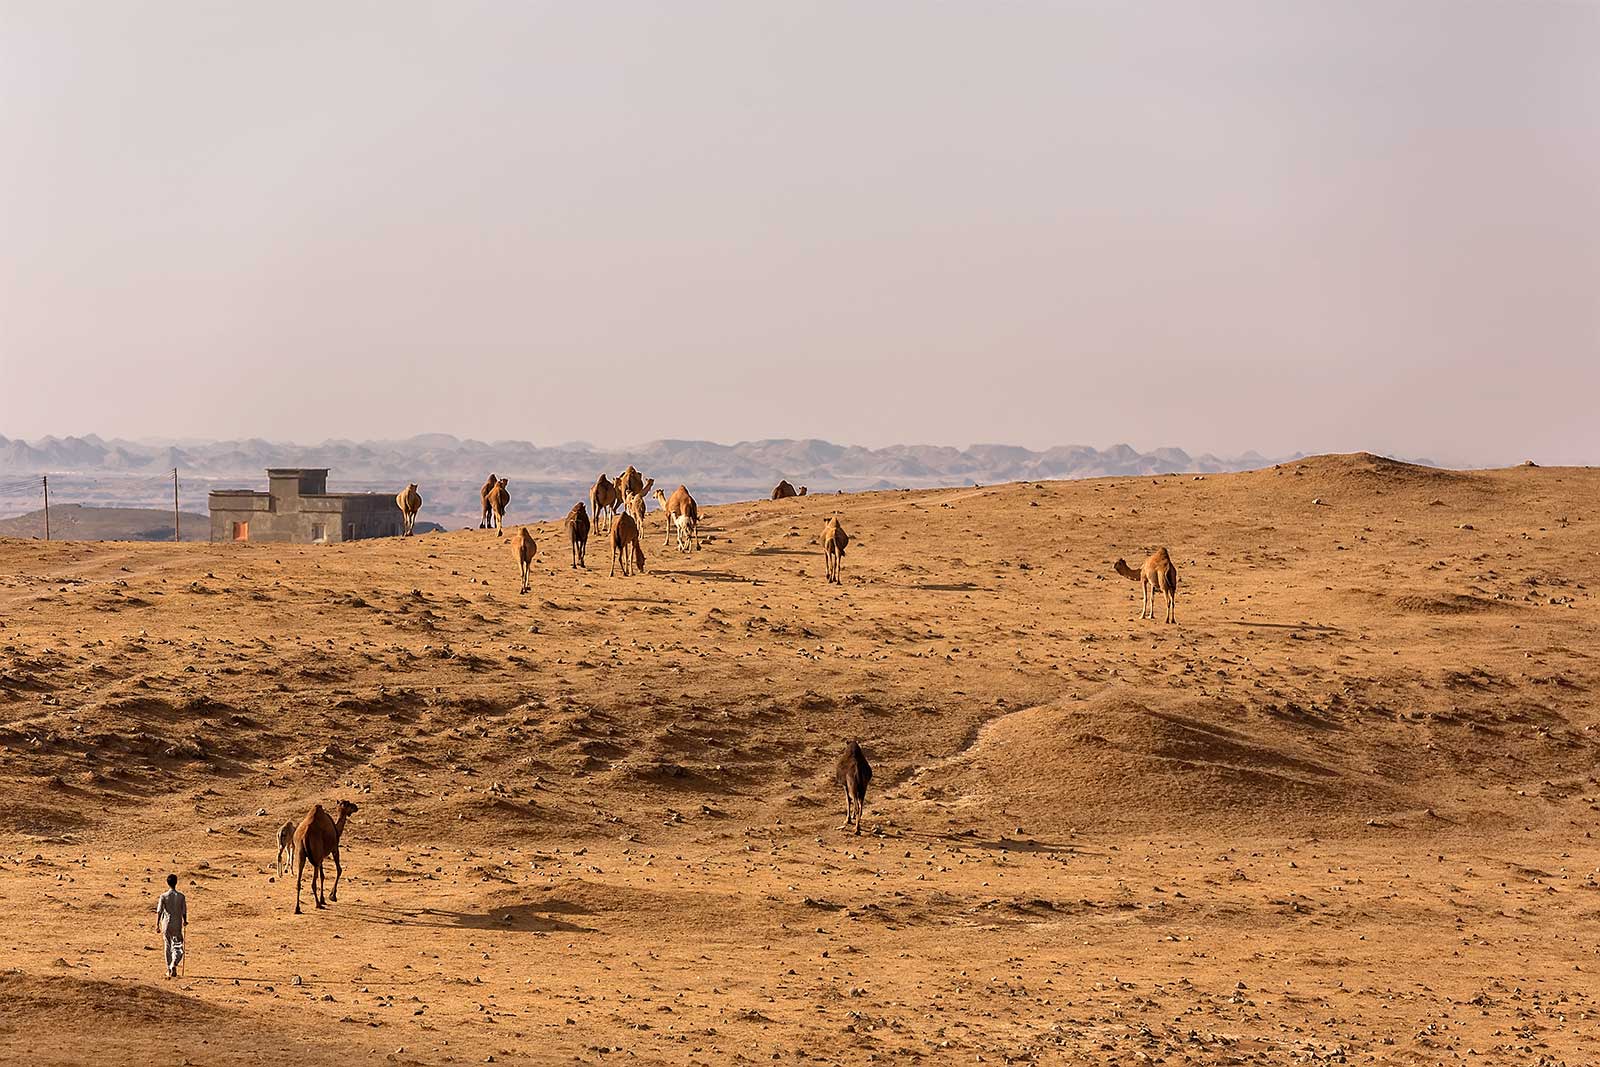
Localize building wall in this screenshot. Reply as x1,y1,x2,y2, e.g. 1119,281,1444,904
209,490,401,543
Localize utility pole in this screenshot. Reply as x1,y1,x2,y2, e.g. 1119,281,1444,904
42,475,50,541
173,468,181,542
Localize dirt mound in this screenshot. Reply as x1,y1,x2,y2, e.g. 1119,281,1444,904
0,971,234,1031
904,689,1410,833
1294,452,1462,483
1391,593,1503,615
0,972,363,1063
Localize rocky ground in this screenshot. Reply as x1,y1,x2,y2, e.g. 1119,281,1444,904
0,453,1596,1065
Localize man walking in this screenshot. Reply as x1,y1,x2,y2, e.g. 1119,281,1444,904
155,873,187,978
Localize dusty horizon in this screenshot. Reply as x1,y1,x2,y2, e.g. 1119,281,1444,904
4,1,1597,465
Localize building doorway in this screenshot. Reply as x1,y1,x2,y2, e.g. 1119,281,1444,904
231,521,249,542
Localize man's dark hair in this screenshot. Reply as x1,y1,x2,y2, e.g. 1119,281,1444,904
166,873,177,888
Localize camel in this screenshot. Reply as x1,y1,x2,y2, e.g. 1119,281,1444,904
797,486,808,496
292,799,358,914
822,515,849,584
487,478,510,535
275,819,296,876
1114,547,1179,623
396,484,422,536
478,473,499,529
835,740,872,835
617,465,647,499
609,512,646,576
653,485,700,551
772,480,797,500
564,502,590,568
516,527,536,593
622,481,652,539
590,473,620,533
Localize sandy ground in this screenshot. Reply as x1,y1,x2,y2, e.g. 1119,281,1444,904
0,453,1596,1065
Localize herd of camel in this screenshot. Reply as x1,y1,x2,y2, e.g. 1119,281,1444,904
271,473,1180,914
395,469,1178,608
393,468,850,592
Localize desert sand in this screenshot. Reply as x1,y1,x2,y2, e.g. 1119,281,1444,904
0,453,1595,1065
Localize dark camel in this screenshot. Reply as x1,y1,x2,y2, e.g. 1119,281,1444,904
565,502,591,568
293,799,358,914
835,741,872,835
772,480,798,500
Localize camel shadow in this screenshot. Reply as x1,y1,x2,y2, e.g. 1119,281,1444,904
344,902,597,934
1223,621,1345,634
909,582,991,593
748,546,814,556
897,828,1101,858
666,569,753,584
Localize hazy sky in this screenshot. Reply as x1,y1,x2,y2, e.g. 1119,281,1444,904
2,1,1596,465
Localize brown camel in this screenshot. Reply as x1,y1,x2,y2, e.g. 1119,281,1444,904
797,486,808,496
609,512,646,576
772,479,797,500
487,478,510,535
823,515,849,583
516,527,537,593
622,482,651,539
1114,547,1179,623
835,740,872,835
275,819,296,876
292,799,358,914
590,473,620,533
617,465,647,499
396,483,422,536
478,473,499,529
565,502,591,568
653,485,700,551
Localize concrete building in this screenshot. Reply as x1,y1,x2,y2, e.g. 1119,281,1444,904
208,469,399,543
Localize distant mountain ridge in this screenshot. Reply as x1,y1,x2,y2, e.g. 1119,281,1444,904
0,433,1296,524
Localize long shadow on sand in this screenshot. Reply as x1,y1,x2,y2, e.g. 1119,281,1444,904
896,829,1102,858
666,569,756,584
343,902,598,934
1222,621,1345,634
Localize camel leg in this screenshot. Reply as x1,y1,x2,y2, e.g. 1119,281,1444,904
1167,589,1176,624
839,786,855,830
330,843,343,903
294,849,307,914
854,797,863,835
